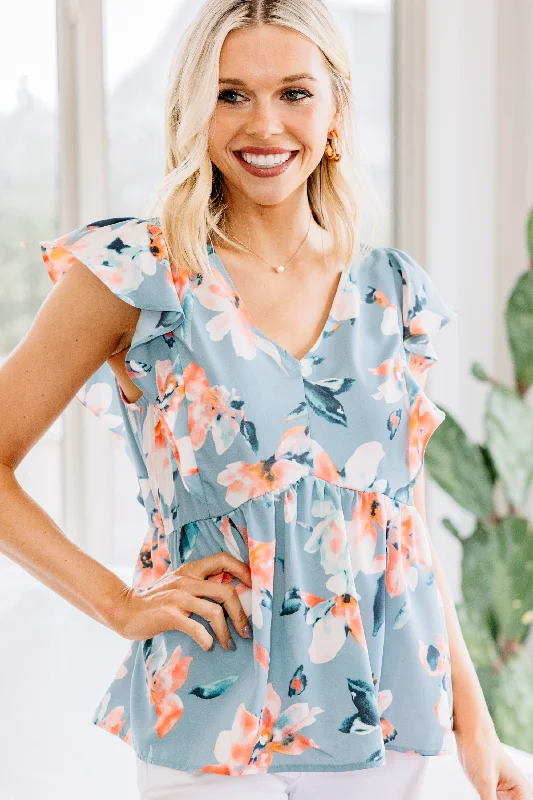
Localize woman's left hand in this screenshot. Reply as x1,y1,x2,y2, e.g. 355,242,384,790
455,723,533,799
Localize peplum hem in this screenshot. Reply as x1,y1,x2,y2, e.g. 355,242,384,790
131,740,457,774
91,476,455,775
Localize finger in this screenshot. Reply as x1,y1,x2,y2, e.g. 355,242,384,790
183,552,252,587
173,577,251,639
163,607,215,652
175,592,234,650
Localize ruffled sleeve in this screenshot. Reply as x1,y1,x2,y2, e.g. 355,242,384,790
387,247,458,486
388,247,458,377
39,216,185,447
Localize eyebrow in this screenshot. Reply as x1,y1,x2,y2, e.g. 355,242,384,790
218,73,319,86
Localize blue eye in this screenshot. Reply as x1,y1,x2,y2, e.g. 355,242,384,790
283,89,313,103
217,90,242,104
217,89,313,105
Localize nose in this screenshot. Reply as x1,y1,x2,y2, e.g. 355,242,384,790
243,99,284,140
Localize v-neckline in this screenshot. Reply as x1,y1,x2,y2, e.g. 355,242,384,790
210,246,354,369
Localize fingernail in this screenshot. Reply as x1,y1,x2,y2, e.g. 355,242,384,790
227,638,236,650
243,624,252,639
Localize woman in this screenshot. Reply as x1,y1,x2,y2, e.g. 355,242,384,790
1,0,531,798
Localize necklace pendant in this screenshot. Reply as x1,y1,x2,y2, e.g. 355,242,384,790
275,265,285,273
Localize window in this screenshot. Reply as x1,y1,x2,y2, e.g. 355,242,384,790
0,0,62,566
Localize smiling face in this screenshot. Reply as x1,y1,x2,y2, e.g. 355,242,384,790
208,23,341,207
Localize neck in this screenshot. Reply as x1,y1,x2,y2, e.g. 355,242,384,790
213,207,335,267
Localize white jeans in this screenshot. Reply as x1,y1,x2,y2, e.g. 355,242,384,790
136,749,450,799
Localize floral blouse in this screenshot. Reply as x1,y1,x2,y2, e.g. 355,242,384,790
39,216,458,775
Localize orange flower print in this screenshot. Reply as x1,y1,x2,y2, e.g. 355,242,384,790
218,514,247,559
331,270,362,325
143,638,193,738
377,689,398,743
419,631,454,739
346,492,388,577
142,403,200,539
401,268,449,343
406,350,433,379
41,236,144,291
194,264,289,372
248,537,275,629
311,438,386,494
254,641,270,674
284,485,298,522
419,632,451,680
369,352,406,404
154,358,185,410
407,390,444,482
218,426,312,507
387,407,403,439
365,281,401,336
305,591,367,663
201,683,323,775
281,588,366,664
93,692,126,737
304,496,353,590
385,505,432,599
184,362,253,454
147,222,190,301
288,665,308,697
132,521,174,590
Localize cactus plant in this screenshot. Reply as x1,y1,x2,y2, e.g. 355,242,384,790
425,208,533,752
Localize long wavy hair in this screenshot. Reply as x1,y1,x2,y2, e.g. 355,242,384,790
145,0,380,280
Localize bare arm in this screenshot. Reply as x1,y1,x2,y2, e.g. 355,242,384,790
0,465,130,630
0,260,252,648
0,259,142,631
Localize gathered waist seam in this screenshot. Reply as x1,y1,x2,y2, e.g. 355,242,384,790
165,475,419,535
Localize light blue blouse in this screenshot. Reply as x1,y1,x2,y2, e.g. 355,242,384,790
40,216,458,775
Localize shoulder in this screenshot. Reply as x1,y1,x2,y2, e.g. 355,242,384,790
39,216,183,313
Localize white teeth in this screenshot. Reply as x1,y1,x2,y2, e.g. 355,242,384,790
240,152,292,167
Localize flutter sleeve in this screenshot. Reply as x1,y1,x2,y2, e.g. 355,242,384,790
39,216,185,446
388,247,458,377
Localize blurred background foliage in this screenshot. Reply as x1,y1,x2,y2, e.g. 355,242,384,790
426,208,533,752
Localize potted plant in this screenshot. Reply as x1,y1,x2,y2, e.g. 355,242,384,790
425,208,533,752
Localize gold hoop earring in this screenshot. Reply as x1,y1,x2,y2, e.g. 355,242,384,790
324,130,341,162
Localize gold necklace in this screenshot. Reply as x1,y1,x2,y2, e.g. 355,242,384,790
226,213,313,274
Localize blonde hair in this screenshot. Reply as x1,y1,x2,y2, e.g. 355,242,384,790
145,0,380,280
